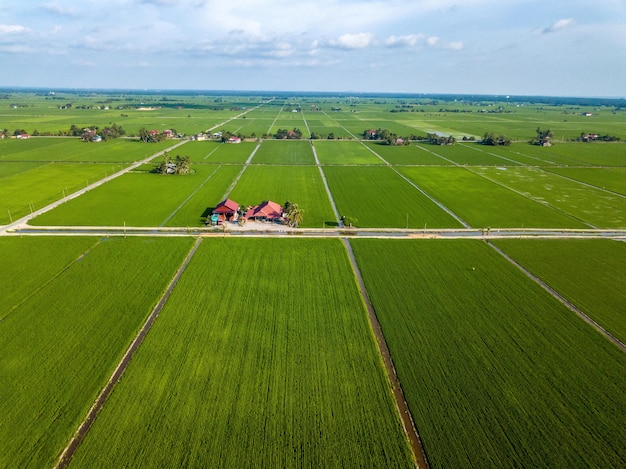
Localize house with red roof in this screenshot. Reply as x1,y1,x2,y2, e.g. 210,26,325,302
244,200,283,222
211,198,240,224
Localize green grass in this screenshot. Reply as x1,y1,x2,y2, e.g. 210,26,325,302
314,141,384,164
351,239,626,468
322,166,463,228
69,238,413,468
228,165,337,227
252,139,316,164
0,237,193,468
494,239,626,344
31,164,240,227
399,166,588,228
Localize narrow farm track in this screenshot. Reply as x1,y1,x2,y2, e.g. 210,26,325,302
310,141,341,224
54,237,204,469
487,240,626,352
342,238,430,469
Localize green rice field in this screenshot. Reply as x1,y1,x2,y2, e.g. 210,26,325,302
0,237,193,468
69,238,413,468
399,166,588,228
323,165,463,228
252,139,316,164
351,239,626,468
494,239,626,344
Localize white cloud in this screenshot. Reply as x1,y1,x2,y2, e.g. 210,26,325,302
543,18,576,34
426,36,439,46
0,24,28,34
329,32,375,49
445,41,464,50
385,34,424,47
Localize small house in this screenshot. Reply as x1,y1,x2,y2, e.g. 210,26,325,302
227,136,241,144
244,200,283,222
212,199,240,223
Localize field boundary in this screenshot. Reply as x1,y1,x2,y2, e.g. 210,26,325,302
342,238,430,468
54,237,204,469
487,241,626,352
311,141,341,224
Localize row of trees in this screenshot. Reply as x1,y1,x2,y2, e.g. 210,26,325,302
577,132,621,142
421,133,456,145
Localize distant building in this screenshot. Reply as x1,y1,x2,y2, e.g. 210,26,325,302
227,136,241,144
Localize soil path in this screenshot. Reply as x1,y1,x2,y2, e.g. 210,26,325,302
310,140,341,224
54,237,204,469
342,238,430,468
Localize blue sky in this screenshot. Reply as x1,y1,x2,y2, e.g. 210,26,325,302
0,0,624,96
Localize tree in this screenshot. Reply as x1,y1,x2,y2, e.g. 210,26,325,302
154,151,172,174
283,201,304,227
342,215,357,227
531,127,553,146
174,155,191,174
139,127,150,142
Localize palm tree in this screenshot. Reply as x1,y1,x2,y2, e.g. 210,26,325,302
285,203,304,227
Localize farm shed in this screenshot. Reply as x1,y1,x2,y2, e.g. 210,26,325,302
244,200,283,222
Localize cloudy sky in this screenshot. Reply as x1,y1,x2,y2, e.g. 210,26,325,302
0,0,624,96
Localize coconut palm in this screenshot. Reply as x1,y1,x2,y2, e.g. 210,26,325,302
285,203,304,227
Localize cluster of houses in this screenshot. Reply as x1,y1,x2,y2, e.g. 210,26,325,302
209,199,282,225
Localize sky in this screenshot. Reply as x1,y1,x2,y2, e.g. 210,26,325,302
0,0,624,96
